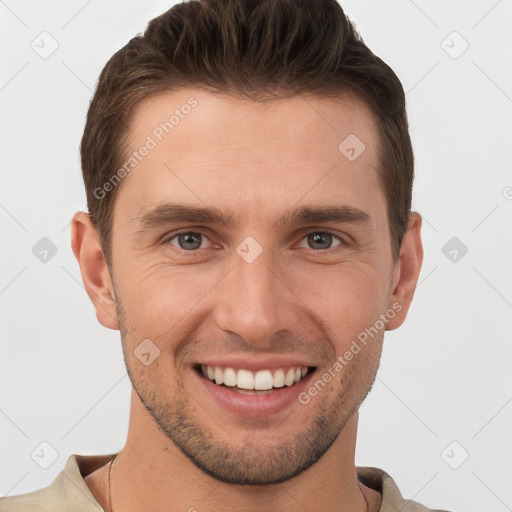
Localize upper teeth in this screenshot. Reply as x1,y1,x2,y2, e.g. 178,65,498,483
201,365,309,390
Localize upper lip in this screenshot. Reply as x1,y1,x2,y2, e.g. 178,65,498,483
197,355,316,372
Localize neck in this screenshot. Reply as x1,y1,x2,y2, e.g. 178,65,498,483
106,389,380,512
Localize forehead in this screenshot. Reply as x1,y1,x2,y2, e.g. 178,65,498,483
115,88,383,223
128,88,378,157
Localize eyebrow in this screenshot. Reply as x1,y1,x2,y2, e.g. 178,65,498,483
132,202,371,232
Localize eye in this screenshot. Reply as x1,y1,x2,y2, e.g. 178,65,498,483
164,230,344,253
298,232,342,251
167,231,211,251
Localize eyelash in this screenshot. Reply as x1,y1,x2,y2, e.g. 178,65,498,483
162,230,345,254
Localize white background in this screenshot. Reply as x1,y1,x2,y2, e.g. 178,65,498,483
0,1,511,511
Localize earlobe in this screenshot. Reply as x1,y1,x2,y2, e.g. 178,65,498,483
71,212,119,330
386,212,424,331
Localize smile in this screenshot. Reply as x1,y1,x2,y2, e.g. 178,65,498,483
200,364,313,393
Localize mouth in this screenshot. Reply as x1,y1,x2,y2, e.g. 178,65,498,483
191,355,320,417
194,363,316,396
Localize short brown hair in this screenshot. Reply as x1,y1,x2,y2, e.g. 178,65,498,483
80,0,414,267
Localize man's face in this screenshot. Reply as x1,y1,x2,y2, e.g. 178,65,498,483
108,89,401,484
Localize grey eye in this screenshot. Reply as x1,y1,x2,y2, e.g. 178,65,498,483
300,232,341,250
171,232,205,250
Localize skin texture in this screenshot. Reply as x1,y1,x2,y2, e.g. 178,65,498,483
73,89,423,512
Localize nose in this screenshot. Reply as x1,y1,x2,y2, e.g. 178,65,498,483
212,241,302,348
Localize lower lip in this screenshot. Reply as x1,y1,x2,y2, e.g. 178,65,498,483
196,369,316,417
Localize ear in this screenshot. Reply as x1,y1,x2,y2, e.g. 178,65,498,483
71,212,119,330
386,212,423,331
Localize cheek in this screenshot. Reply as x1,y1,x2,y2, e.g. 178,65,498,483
117,261,226,344
296,263,389,335
116,253,390,352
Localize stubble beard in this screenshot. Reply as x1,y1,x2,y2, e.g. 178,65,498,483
115,295,381,486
